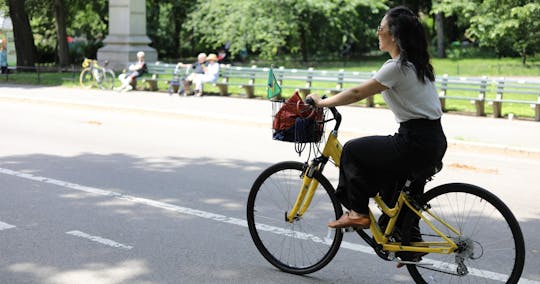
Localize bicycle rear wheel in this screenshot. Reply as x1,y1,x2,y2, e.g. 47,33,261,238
79,68,95,89
247,161,343,275
407,183,525,284
100,70,115,90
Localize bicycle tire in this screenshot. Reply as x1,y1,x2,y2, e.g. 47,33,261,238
79,68,95,89
100,70,115,90
406,183,525,284
247,161,344,275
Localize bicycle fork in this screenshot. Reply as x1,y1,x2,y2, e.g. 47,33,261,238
286,163,320,223
286,131,341,223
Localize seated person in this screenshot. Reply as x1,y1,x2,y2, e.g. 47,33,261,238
179,53,206,95
192,53,220,96
0,39,7,74
117,51,147,91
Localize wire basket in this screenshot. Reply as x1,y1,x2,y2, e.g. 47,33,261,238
271,98,326,144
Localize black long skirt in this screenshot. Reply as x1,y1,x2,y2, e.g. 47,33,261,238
335,118,447,214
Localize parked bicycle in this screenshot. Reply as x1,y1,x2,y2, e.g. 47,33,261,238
79,58,115,90
246,97,525,283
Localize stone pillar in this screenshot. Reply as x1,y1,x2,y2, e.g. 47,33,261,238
97,0,157,71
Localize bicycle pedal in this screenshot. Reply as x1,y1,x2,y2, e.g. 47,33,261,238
343,227,359,232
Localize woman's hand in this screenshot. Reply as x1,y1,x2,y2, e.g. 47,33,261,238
306,93,323,107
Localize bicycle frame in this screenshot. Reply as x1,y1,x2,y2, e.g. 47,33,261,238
369,192,459,254
286,130,341,222
286,114,461,256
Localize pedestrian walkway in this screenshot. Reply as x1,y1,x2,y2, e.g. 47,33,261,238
1,84,539,154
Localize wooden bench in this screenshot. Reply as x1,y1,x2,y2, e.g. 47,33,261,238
488,78,540,121
214,65,268,98
325,70,376,106
215,66,376,103
436,74,489,116
138,62,181,91
137,63,539,121
273,68,319,96
274,68,376,104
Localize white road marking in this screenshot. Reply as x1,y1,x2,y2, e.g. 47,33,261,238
1,167,537,283
66,230,133,250
0,221,16,231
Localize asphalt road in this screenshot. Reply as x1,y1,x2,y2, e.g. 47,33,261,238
0,86,539,283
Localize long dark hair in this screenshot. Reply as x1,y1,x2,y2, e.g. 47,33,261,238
385,6,434,83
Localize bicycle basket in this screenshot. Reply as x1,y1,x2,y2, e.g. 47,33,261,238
81,58,92,68
272,91,325,143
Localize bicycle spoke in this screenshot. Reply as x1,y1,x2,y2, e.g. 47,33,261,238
247,162,343,274
408,183,524,284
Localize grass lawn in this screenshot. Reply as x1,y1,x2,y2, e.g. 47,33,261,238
1,57,539,119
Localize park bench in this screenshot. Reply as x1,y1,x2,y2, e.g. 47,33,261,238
215,65,376,101
215,65,268,97
274,67,333,97
130,63,540,121
214,65,324,98
436,74,489,116
138,62,183,91
325,69,376,106
488,78,540,121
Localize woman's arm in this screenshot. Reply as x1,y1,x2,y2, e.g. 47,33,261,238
308,78,388,108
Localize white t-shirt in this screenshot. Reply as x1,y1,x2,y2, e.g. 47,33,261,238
373,59,442,123
205,62,220,81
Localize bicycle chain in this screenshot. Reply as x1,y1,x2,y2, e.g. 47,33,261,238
405,232,464,277
415,264,461,276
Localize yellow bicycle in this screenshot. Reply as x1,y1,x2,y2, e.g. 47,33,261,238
79,58,115,90
246,100,525,283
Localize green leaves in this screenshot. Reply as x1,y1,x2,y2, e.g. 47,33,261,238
436,0,540,63
185,0,385,60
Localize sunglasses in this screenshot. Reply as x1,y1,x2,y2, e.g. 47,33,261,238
377,25,389,33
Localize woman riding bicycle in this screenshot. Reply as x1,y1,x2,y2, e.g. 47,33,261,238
307,6,447,239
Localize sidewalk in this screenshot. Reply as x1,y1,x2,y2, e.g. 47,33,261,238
1,84,539,155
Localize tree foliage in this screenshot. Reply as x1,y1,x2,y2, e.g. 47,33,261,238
434,0,540,64
1,0,538,65
185,0,386,61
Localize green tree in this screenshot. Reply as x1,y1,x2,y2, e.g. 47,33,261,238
434,0,540,64
501,3,539,64
53,0,69,66
185,0,386,61
21,0,107,63
146,0,194,60
6,0,37,67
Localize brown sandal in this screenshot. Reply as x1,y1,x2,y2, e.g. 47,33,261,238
327,212,371,229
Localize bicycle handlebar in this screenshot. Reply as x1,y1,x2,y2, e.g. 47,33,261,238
305,96,342,132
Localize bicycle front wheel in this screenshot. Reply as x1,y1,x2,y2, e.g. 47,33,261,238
79,68,95,89
100,70,115,90
407,183,525,284
247,161,343,275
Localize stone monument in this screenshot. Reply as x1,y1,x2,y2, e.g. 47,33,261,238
97,0,157,70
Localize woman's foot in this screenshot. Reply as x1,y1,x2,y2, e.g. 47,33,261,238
328,211,370,229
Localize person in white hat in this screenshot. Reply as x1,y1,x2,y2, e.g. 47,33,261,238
192,53,220,96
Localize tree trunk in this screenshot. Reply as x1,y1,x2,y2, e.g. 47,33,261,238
435,12,445,58
54,0,70,67
171,5,183,58
8,0,37,68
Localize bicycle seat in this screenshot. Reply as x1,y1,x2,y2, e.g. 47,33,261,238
409,161,443,181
